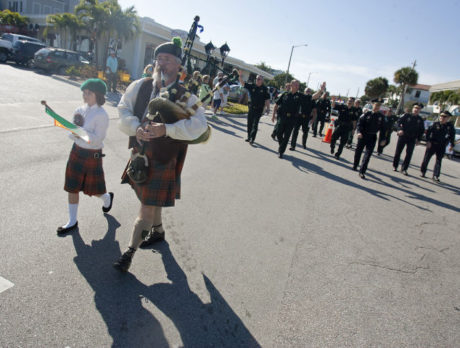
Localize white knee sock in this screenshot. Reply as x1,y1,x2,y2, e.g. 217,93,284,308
99,193,111,208
63,203,78,228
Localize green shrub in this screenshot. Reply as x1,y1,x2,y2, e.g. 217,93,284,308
223,103,248,114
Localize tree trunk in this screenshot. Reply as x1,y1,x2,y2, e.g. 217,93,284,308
396,84,406,114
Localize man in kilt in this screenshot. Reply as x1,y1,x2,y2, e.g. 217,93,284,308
115,38,208,272
57,78,114,234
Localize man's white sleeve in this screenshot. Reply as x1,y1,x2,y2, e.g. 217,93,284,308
118,79,145,136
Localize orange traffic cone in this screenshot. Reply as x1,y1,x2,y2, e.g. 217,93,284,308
322,121,334,143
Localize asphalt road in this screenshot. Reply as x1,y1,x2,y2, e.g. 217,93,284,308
1,63,459,347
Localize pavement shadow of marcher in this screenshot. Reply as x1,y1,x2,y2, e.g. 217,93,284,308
70,214,169,348
206,118,244,139
286,154,432,211
145,242,261,348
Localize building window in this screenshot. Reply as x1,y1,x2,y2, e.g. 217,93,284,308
33,3,40,14
414,90,421,98
43,5,51,13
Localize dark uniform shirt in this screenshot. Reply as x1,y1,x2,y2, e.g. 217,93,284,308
333,104,354,130
244,82,270,110
276,91,302,118
426,121,456,146
316,98,331,116
350,106,362,122
357,111,386,135
300,94,316,119
397,113,425,140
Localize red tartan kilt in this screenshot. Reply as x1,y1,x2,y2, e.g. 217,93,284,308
64,144,107,196
122,142,188,206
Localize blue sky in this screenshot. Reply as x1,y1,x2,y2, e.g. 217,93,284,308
118,0,460,96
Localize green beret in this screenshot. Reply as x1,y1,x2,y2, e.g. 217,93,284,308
80,78,107,95
154,37,182,59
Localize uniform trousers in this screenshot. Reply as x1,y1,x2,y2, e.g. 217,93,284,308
290,116,310,149
420,142,445,177
353,134,377,174
393,136,416,171
312,114,325,136
278,117,297,154
330,125,351,156
247,107,264,141
107,72,117,92
377,131,392,154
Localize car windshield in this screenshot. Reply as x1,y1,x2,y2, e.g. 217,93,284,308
455,128,460,135
1,34,13,42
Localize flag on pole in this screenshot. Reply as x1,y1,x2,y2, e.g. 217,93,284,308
43,103,90,143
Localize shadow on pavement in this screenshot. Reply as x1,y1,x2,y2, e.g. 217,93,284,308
70,214,259,347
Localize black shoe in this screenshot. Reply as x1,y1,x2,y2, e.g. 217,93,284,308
102,192,114,213
319,133,323,137
271,134,276,141
289,147,295,151
352,166,358,171
359,172,366,179
377,152,381,156
312,134,316,138
245,138,250,142
393,167,398,172
278,153,283,159
432,176,440,183
334,153,340,159
330,147,335,154
249,139,254,145
420,173,426,178
302,144,307,149
139,229,165,248
401,170,408,176
113,248,135,272
57,221,78,235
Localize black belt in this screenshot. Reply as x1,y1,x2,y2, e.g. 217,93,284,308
73,144,105,159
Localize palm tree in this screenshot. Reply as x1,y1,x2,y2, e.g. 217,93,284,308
75,0,110,68
45,13,83,50
394,66,418,114
102,0,139,69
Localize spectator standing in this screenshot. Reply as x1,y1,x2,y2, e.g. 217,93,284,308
105,50,118,93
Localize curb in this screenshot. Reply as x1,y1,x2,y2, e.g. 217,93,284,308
51,74,82,88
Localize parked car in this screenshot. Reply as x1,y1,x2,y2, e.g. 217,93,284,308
228,84,247,103
34,47,89,74
12,40,46,66
1,33,42,46
453,127,460,155
362,103,391,115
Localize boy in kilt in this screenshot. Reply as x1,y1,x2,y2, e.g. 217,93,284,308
57,78,114,234
115,38,208,272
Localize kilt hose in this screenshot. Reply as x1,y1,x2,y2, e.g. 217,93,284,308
64,144,107,196
122,142,188,207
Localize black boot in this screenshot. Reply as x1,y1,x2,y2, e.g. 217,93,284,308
113,247,136,272
139,225,165,248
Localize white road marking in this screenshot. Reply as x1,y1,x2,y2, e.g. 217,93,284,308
0,276,14,294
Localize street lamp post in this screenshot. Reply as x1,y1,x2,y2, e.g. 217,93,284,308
306,71,316,88
285,43,308,84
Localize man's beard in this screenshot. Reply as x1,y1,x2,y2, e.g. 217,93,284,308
153,64,178,87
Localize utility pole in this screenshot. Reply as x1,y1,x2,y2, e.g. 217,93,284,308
356,87,360,99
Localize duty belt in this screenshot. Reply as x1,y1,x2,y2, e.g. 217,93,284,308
286,113,291,117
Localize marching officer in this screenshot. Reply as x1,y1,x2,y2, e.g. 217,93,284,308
392,102,425,175
353,98,387,179
330,97,354,159
312,92,331,137
271,82,291,141
289,86,323,150
377,108,398,155
346,99,363,148
420,110,456,182
272,80,302,158
238,71,271,144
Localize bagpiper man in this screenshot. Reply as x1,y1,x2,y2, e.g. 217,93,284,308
115,38,208,272
392,102,425,175
238,71,270,144
420,110,456,182
57,78,114,234
352,98,387,179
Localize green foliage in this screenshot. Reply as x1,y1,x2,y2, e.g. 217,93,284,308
223,103,248,114
45,13,83,50
360,95,370,103
255,61,274,74
65,65,80,76
0,9,29,27
364,77,389,99
267,72,294,89
394,67,418,86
